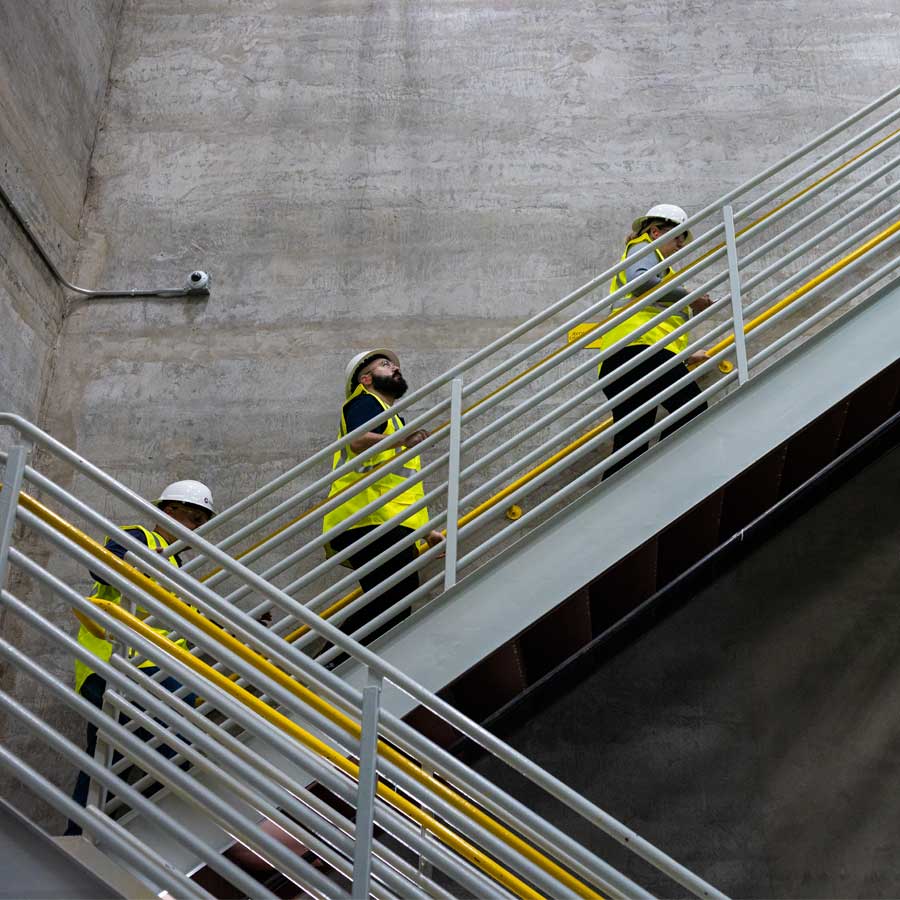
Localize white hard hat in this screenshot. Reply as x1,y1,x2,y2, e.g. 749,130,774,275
632,203,692,241
155,480,216,516
344,349,400,399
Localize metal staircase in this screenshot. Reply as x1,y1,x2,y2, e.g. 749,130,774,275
1,84,900,898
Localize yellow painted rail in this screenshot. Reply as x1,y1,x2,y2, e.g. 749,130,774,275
8,488,603,900
568,124,900,350
287,213,900,643
203,127,900,597
708,218,900,373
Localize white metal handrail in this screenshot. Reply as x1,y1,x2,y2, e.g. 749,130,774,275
0,445,720,899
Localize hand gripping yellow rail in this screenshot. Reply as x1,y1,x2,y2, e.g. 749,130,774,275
11,489,603,900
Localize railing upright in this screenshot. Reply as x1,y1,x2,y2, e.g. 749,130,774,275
444,377,464,591
0,443,29,590
352,668,383,898
722,204,751,384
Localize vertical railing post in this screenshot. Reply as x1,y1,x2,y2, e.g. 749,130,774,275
417,762,434,883
443,377,463,592
0,443,30,591
723,204,751,384
352,667,383,898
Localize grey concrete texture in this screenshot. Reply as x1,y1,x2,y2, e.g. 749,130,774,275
471,441,900,898
50,0,900,512
0,0,124,425
1,0,899,837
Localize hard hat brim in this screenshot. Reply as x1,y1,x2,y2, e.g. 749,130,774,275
631,215,692,242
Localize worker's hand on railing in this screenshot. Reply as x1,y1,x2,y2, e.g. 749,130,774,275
426,530,445,548
686,349,710,370
689,293,713,314
401,428,430,449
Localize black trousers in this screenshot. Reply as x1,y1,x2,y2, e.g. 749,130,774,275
600,344,707,479
325,525,418,659
65,668,196,835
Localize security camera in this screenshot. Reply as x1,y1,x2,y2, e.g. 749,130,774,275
186,270,211,292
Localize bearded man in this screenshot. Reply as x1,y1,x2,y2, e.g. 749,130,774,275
321,350,443,658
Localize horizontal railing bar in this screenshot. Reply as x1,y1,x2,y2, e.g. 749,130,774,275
0,625,284,900
166,94,900,567
0,743,212,900
712,215,900,360
106,657,448,900
3,435,724,900
745,248,900,367
12,513,600,900
0,601,343,900
0,581,502,900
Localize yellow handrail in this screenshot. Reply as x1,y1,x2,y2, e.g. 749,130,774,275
706,218,900,372
281,419,614,645
203,125,900,590
13,489,602,900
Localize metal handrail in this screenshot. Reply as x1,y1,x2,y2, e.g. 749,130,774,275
178,126,897,616
161,83,900,564
289,212,900,641
0,417,725,900
710,218,900,369
27,488,603,900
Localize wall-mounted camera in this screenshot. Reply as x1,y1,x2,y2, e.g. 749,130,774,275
186,270,211,292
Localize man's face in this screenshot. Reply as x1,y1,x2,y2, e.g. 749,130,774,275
650,222,688,258
361,358,408,399
161,501,211,531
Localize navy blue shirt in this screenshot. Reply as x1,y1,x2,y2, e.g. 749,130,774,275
90,525,182,585
344,393,403,434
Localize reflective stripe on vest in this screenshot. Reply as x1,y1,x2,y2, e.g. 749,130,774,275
600,233,691,356
322,384,430,552
73,525,184,694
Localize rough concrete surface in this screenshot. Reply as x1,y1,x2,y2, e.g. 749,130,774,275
0,0,123,425
1,0,899,850
472,442,900,898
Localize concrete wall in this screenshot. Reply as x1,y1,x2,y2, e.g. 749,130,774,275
2,0,899,834
471,442,900,898
0,0,123,824
0,1,123,425
48,0,900,507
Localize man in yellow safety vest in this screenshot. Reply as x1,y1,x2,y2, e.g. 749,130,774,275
598,203,713,478
65,479,215,835
322,350,443,657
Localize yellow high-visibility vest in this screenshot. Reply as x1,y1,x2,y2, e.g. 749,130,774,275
73,525,185,693
599,233,691,356
323,384,430,554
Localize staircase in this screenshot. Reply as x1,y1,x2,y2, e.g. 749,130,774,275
1,86,900,898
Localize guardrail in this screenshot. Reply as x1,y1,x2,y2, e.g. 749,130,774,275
155,83,900,660
0,431,726,899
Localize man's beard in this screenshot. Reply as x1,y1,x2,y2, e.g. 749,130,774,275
371,372,408,399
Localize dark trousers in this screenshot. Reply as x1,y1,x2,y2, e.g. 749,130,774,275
600,344,707,479
65,667,196,835
325,525,418,661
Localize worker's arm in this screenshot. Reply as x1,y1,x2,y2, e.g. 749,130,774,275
348,429,428,453
624,245,690,304
344,393,427,453
89,526,151,585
